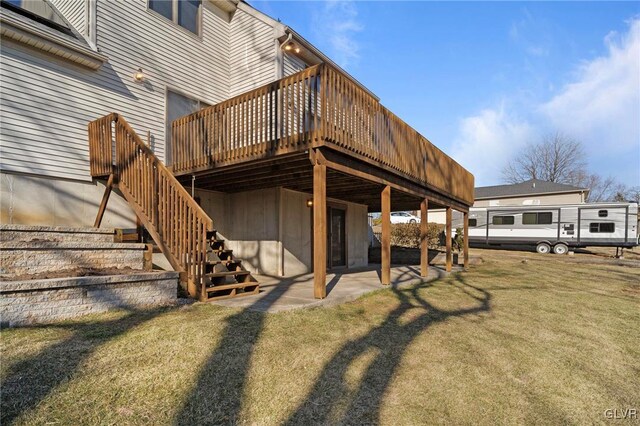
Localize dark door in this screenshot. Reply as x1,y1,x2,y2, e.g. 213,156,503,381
328,207,346,268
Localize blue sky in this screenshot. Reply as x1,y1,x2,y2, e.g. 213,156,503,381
250,1,640,187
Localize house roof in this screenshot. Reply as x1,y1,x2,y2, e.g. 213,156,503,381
475,179,588,200
0,0,106,69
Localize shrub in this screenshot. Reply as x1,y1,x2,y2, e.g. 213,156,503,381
390,223,444,249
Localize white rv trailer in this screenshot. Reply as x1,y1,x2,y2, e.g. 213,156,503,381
454,202,639,254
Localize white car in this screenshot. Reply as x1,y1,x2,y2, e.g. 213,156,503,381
390,212,421,224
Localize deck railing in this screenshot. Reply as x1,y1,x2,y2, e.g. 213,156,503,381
172,63,474,205
89,113,213,299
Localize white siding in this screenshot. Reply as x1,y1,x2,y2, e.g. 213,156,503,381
0,0,280,182
50,0,86,35
229,7,277,96
283,51,306,76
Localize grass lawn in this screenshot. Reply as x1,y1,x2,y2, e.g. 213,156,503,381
2,249,639,425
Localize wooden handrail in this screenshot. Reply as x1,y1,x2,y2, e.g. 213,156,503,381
172,63,474,205
88,113,214,299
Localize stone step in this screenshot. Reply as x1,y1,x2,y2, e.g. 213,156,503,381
1,224,115,243
0,241,150,276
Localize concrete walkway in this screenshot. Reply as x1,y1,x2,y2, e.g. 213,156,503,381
212,264,458,313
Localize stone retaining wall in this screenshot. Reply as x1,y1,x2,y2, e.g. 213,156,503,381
1,241,148,275
1,224,115,243
1,272,179,327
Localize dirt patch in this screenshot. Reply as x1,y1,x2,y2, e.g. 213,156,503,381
1,267,146,282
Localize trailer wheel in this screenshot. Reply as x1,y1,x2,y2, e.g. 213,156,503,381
553,243,568,255
536,242,551,254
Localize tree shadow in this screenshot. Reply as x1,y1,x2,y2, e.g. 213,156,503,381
283,273,491,425
174,271,318,424
1,302,176,424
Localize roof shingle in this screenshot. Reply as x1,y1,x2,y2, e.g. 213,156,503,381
475,179,588,199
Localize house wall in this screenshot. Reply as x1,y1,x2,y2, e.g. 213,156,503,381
427,192,586,224
283,51,307,76
50,0,86,36
0,0,285,229
474,192,585,207
194,187,368,277
0,172,136,228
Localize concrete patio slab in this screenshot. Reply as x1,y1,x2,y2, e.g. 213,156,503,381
211,264,459,313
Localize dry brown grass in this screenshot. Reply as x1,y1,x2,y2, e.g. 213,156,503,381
2,249,639,425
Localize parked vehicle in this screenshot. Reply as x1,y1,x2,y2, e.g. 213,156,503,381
390,212,421,224
456,202,639,254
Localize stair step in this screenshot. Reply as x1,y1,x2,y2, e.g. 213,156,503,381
207,259,241,265
205,283,260,301
205,270,251,278
205,281,258,292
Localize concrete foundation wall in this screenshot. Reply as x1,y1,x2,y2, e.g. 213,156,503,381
196,187,369,277
1,172,136,228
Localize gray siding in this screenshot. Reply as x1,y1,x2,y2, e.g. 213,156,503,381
50,0,86,35
0,1,280,182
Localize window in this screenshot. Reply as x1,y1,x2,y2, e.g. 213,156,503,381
469,219,477,227
149,0,201,35
598,210,608,218
522,212,553,225
589,223,615,233
2,0,72,34
492,215,514,225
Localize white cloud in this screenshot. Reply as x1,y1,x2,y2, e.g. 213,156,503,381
541,18,640,154
312,0,363,68
453,17,640,186
450,105,534,186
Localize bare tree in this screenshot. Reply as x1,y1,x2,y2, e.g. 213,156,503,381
502,132,587,185
502,132,633,202
583,174,626,202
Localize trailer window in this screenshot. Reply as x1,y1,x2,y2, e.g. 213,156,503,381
589,223,615,233
598,210,608,218
522,212,553,225
492,215,514,225
469,219,477,227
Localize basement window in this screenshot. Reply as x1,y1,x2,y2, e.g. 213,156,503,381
149,0,201,35
589,223,615,233
522,212,553,225
492,215,514,225
469,219,477,227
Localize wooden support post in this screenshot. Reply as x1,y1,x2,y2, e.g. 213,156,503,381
420,198,429,277
381,185,391,285
463,211,469,270
313,161,327,299
94,173,114,228
445,206,452,273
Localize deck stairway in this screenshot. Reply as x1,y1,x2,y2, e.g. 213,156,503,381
204,230,259,299
88,113,259,301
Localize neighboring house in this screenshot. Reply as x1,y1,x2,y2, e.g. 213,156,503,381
0,0,474,300
427,179,589,224
473,179,589,207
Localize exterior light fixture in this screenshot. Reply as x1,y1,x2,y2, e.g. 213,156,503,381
306,199,313,207
294,46,301,53
133,68,145,83
284,43,293,51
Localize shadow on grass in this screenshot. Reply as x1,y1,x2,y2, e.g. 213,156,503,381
175,267,490,425
283,273,491,424
175,272,316,424
1,305,176,424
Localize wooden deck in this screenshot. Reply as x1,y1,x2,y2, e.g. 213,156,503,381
170,63,474,209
